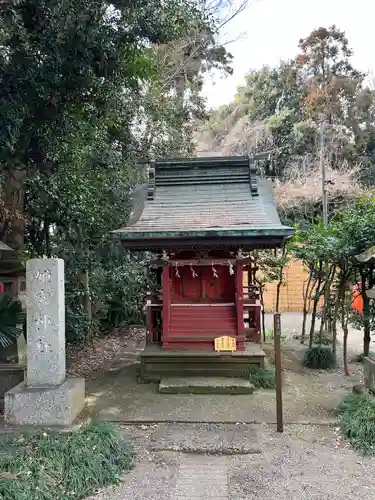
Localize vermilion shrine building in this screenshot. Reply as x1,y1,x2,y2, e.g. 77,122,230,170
112,156,293,381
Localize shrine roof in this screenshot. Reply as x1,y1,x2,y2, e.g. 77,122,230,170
111,156,293,250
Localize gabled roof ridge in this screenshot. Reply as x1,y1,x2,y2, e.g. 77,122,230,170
146,155,259,199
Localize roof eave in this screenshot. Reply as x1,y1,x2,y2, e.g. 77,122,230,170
111,227,294,251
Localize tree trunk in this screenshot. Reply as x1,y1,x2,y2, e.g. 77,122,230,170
276,281,282,313
343,322,349,376
319,311,325,340
332,297,340,358
309,261,324,347
301,311,307,344
259,287,266,343
319,263,336,343
80,269,93,345
309,298,319,348
1,169,25,250
254,275,266,342
340,284,349,376
360,272,371,357
301,274,315,344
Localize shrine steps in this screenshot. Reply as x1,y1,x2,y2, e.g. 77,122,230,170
139,343,265,383
159,376,255,394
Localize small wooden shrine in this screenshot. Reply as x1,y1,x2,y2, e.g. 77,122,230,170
112,156,293,381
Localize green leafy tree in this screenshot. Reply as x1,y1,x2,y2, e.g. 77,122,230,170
0,0,237,343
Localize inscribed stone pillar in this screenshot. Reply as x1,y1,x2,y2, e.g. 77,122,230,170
26,259,66,387
4,258,85,427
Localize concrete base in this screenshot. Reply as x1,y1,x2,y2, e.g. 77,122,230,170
4,377,85,427
159,377,254,394
0,363,25,410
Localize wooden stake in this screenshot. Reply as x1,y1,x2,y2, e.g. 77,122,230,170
274,313,283,433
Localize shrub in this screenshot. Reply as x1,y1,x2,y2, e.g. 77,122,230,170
248,366,276,388
0,294,25,348
352,352,375,363
339,393,375,455
303,346,336,369
0,421,134,500
312,331,333,346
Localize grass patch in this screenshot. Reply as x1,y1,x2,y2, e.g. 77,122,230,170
0,421,134,500
303,345,336,370
247,366,276,389
339,393,375,455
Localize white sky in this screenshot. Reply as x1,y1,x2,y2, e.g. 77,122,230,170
202,0,375,108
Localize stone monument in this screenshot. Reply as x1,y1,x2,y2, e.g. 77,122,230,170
4,258,85,426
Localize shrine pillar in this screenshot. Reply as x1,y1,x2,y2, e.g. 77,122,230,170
235,261,244,347
161,262,171,348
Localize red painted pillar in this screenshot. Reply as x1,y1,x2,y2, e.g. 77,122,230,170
162,263,171,349
235,262,245,350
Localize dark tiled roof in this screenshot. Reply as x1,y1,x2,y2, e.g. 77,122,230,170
111,156,292,242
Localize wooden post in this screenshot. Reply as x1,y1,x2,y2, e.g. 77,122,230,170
146,292,152,345
235,262,244,336
162,263,170,348
274,312,283,433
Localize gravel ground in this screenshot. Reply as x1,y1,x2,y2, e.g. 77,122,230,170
87,312,374,499
91,422,375,500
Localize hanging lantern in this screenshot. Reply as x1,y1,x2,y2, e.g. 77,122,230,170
190,263,197,278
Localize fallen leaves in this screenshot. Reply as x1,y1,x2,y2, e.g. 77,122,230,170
67,327,145,378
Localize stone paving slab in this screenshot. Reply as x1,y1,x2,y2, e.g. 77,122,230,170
150,422,261,454
159,377,254,394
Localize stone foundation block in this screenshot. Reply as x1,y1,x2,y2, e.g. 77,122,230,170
4,377,85,427
159,376,254,394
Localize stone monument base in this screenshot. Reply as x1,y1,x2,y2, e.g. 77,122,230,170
4,377,85,427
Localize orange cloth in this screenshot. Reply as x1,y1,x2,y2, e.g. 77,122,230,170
352,285,363,315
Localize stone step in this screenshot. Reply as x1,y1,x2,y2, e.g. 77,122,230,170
159,377,254,395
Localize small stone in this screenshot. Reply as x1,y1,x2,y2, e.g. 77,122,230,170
352,383,366,395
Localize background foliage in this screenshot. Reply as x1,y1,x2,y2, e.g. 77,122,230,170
0,0,238,344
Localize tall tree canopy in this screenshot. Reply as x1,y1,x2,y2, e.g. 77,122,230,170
195,25,374,187
0,0,237,342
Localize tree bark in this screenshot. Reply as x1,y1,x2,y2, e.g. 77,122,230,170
1,169,25,250
332,296,340,358
275,246,288,314
360,270,371,357
340,285,349,376
301,274,315,344
276,280,282,313
80,269,93,345
309,261,324,347
254,274,266,342
259,286,266,343
342,318,349,376
319,263,336,342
